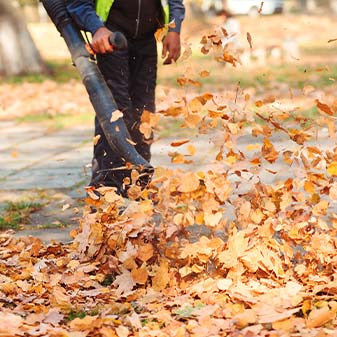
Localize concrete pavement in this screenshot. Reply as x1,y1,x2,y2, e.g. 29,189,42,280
1,120,336,243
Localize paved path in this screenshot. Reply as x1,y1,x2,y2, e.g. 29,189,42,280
0,121,214,243
1,120,336,243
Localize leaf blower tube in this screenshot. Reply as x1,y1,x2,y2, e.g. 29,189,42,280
41,0,153,175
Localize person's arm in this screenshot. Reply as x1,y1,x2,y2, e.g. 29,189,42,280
162,0,185,64
66,0,113,53
167,0,185,34
66,0,104,35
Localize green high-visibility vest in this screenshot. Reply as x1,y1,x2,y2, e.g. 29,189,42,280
95,0,169,25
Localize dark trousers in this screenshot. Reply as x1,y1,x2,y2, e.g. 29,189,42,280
90,36,157,193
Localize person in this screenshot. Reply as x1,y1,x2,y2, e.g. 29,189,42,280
66,0,185,197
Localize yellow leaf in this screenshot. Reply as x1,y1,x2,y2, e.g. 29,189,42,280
104,190,122,203
307,306,337,328
251,209,264,224
327,161,337,176
204,212,222,227
184,113,202,128
93,134,101,145
139,122,152,139
235,309,257,328
137,243,154,262
200,70,210,78
110,109,124,122
304,180,315,194
187,144,196,155
154,26,168,42
189,97,203,112
152,259,169,291
246,143,260,151
178,172,200,193
131,267,148,285
272,318,297,332
312,200,329,216
69,316,98,330
51,286,71,310
195,212,204,225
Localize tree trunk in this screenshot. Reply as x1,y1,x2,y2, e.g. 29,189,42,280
0,0,45,76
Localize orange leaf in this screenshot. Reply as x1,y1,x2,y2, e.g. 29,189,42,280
131,267,148,285
137,243,154,262
200,70,210,78
152,259,169,291
316,99,333,115
170,139,190,147
261,138,279,163
178,172,200,193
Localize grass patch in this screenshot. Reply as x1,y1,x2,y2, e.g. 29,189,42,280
16,111,93,129
0,201,44,230
1,60,79,84
300,43,337,56
157,117,199,138
65,308,100,322
65,310,87,322
36,222,66,229
158,52,337,91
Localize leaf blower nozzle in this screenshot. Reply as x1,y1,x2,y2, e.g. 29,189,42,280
40,0,153,179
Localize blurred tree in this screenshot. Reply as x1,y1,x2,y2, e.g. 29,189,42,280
299,0,308,11
0,0,45,76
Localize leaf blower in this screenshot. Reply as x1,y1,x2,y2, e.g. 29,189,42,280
40,0,153,183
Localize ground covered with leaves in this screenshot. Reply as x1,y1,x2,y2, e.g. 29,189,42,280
2,15,337,337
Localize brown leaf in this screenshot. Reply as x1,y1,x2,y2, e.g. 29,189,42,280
170,139,190,147
0,313,23,336
247,32,253,49
69,316,98,330
307,305,337,328
152,259,169,291
261,138,279,163
137,243,154,262
131,267,148,285
316,99,333,115
178,172,200,193
50,286,71,310
200,70,210,78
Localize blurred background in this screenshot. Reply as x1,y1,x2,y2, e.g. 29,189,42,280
1,0,336,121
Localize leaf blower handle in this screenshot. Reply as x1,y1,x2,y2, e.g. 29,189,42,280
109,31,128,51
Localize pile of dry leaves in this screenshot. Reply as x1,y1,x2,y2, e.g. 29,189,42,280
1,30,337,337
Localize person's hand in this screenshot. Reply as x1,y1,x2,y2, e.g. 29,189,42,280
92,27,114,54
162,32,181,65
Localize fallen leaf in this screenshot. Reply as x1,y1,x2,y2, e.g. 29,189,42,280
170,139,190,147
110,110,124,122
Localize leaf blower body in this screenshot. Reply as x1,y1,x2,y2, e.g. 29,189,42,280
41,0,153,178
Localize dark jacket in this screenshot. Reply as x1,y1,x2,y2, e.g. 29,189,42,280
66,0,185,39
